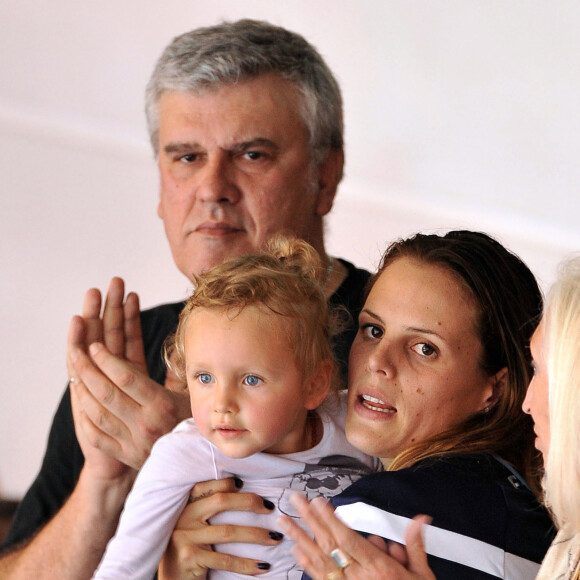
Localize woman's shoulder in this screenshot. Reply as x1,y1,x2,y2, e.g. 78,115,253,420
334,454,554,548
333,453,555,576
335,453,540,511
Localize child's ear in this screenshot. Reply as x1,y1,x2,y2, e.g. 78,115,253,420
304,359,333,410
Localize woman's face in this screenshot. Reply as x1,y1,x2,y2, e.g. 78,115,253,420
522,322,550,459
346,257,501,465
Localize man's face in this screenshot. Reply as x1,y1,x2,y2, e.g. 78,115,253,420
156,74,340,279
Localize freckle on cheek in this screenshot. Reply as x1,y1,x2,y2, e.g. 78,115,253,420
416,387,424,395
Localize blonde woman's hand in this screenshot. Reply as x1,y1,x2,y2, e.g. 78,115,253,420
279,494,435,580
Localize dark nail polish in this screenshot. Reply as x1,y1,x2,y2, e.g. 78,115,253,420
263,499,275,510
234,477,243,488
257,562,271,570
269,531,284,541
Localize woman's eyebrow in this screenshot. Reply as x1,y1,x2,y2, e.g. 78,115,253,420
405,326,445,341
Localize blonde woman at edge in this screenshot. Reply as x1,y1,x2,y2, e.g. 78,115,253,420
525,257,580,579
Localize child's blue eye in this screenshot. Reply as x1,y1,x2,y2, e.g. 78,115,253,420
198,373,213,384
243,375,262,387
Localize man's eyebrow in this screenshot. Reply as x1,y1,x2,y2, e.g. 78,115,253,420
163,142,200,155
229,138,279,154
163,138,279,156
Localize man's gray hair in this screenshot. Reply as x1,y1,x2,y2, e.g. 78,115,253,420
145,19,343,168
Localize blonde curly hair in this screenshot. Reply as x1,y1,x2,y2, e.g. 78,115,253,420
166,235,341,394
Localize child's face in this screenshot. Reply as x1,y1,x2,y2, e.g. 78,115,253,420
184,305,326,458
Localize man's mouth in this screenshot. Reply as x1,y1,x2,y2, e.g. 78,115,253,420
194,221,243,236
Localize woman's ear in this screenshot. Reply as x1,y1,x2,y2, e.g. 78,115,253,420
304,359,334,410
480,367,508,412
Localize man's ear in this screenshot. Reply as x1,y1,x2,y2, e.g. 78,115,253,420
480,367,508,412
315,149,344,217
157,199,164,219
304,359,334,410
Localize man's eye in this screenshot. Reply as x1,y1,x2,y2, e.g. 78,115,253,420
197,373,213,384
361,323,383,339
243,375,262,387
179,153,198,163
411,343,437,357
244,151,264,161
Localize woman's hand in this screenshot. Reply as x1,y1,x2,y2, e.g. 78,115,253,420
158,477,286,580
279,494,435,580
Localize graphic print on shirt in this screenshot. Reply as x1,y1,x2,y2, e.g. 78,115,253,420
278,455,373,517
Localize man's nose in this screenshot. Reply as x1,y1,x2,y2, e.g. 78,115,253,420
196,154,241,204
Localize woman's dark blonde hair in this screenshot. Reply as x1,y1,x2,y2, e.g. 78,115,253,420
375,231,543,494
166,235,340,393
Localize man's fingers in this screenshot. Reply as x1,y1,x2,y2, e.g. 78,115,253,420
103,277,126,357
70,345,138,428
124,291,148,373
81,288,105,347
73,390,125,457
68,315,86,350
87,342,152,406
71,352,132,434
82,287,103,319
67,315,88,380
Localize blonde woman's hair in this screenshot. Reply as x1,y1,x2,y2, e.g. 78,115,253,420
166,235,340,393
542,256,580,531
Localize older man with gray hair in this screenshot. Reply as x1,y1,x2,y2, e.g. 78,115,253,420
0,19,370,579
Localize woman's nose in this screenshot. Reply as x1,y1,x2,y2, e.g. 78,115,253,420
367,344,396,378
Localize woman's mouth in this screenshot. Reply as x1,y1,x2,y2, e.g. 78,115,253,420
360,394,396,414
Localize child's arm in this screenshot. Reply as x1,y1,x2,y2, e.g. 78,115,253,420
93,427,198,580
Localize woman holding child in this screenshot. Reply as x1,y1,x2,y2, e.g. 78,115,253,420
160,230,554,580
285,256,580,580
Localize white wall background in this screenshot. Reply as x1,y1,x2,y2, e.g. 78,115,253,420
1,1,579,499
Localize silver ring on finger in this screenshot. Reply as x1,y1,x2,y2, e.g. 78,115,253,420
330,548,354,570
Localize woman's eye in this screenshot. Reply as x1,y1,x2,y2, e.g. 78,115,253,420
243,375,262,387
197,373,213,384
361,323,383,339
411,343,437,357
